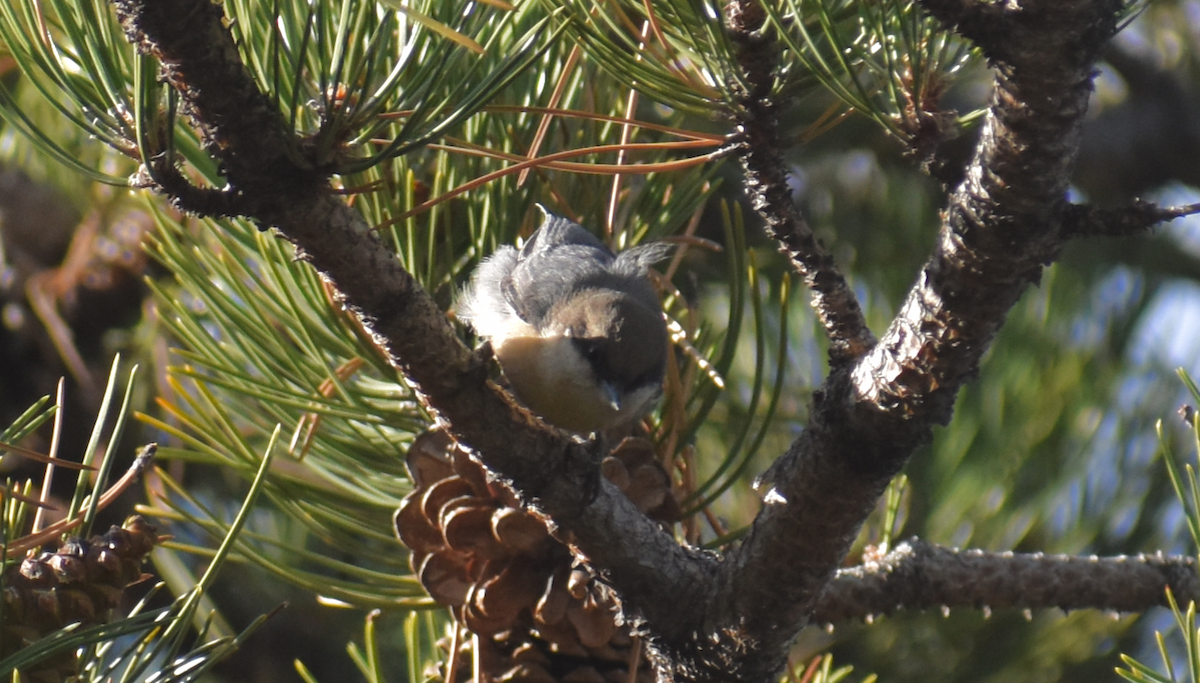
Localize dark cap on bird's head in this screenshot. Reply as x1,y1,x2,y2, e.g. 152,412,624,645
458,209,670,434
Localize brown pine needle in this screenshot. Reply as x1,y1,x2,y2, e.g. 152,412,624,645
0,440,96,470
289,357,366,459
377,141,724,229
518,43,581,188
1,486,57,509
380,105,726,143
8,443,156,556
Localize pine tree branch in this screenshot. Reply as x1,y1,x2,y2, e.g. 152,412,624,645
106,0,1175,682
1062,201,1200,238
132,160,245,219
110,0,718,663
726,1,875,368
812,539,1200,624
111,0,323,214
666,1,1134,681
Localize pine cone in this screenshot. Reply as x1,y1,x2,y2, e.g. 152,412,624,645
394,430,671,683
1,515,162,680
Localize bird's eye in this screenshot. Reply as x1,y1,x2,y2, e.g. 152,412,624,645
573,338,604,364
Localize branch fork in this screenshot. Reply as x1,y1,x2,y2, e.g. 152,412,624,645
107,0,1189,680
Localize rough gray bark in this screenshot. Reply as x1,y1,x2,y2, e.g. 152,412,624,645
813,540,1200,624
726,0,876,367
107,0,1191,681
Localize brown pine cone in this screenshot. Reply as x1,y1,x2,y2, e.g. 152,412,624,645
1,515,162,679
394,430,671,683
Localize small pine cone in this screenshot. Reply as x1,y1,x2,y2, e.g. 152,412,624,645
395,430,668,683
396,431,563,638
603,437,680,523
1,516,162,673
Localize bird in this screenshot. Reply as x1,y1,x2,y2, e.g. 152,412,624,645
457,208,669,435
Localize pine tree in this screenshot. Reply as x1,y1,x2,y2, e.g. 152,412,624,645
2,0,1200,682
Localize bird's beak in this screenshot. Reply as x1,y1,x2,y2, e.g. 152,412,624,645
601,381,622,413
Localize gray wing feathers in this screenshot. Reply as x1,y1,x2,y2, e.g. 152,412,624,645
459,211,671,333
613,242,672,276
520,212,611,257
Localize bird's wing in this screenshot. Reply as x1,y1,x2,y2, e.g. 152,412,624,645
518,211,610,258
613,241,672,276
503,212,615,327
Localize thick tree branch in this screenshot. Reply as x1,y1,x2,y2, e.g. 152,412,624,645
812,539,1200,624
655,1,1132,681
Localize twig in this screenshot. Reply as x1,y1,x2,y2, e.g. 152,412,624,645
726,0,875,366
1062,200,1200,239
813,539,1200,624
8,444,156,555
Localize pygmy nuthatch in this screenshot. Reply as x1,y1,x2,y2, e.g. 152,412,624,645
458,209,669,434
